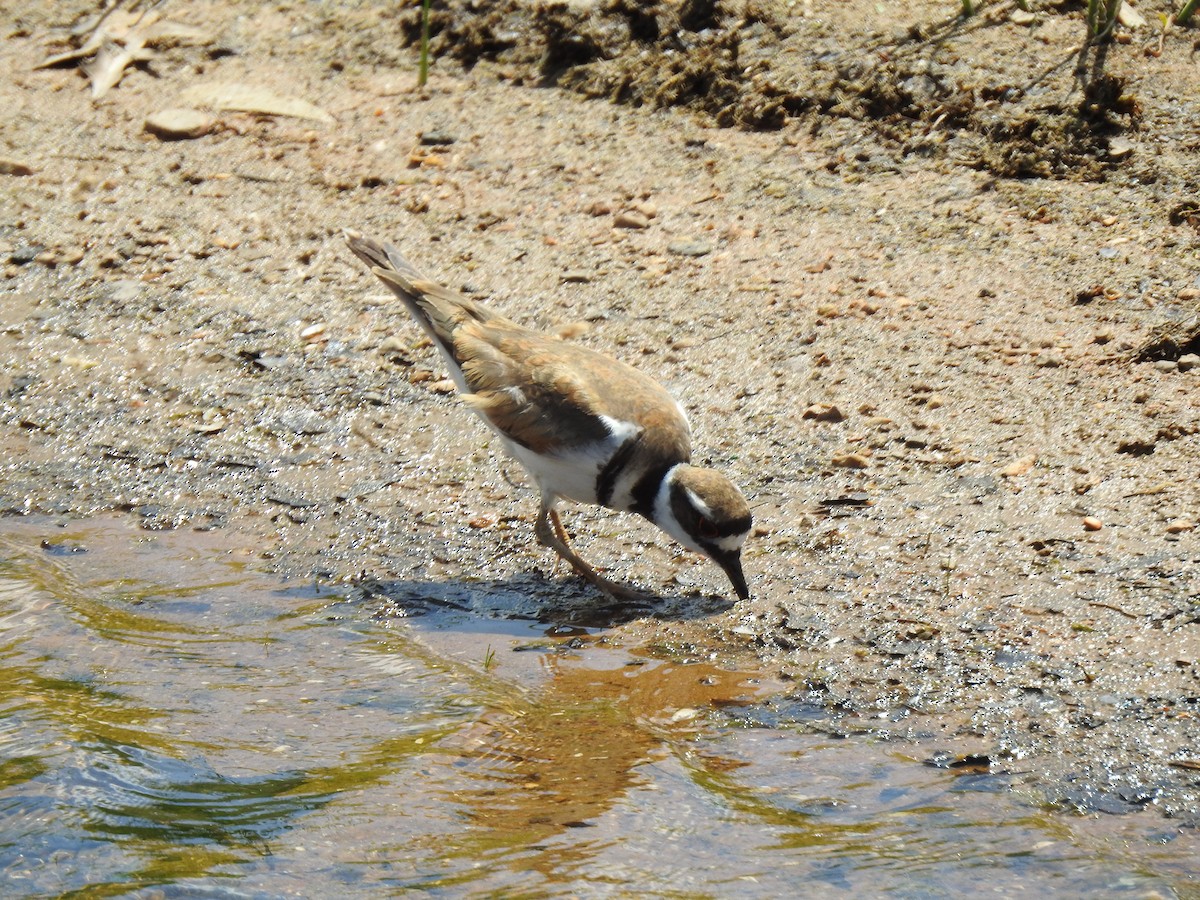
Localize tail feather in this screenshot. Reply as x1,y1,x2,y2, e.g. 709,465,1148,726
345,229,439,339
345,230,423,293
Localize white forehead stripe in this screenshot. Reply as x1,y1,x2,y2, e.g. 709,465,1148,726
711,533,746,552
683,488,713,519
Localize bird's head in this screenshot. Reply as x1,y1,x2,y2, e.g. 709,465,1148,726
655,464,753,600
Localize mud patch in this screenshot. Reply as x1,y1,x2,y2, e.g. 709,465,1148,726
397,0,1156,180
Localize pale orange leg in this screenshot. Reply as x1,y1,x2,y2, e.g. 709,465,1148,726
534,505,649,602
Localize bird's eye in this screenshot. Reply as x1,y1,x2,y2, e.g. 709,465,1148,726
697,516,719,540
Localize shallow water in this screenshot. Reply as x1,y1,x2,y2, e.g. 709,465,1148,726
0,517,1195,898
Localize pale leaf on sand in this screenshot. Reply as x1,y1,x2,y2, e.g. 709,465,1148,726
180,82,334,124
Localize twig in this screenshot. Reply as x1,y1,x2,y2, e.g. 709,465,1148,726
1087,600,1140,618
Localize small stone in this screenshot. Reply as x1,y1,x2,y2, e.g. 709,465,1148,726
10,244,42,265
107,280,142,303
1177,353,1199,372
831,452,870,469
585,200,613,216
1010,8,1036,25
802,403,845,423
667,239,713,257
419,128,455,145
379,336,408,353
632,200,658,219
1082,516,1103,531
0,157,35,176
1153,359,1178,373
429,379,457,394
926,393,945,409
613,209,649,229
1107,137,1135,161
144,108,216,140
1117,4,1145,27
299,322,327,343
1166,519,1195,534
555,321,590,340
1001,454,1037,477
278,408,329,435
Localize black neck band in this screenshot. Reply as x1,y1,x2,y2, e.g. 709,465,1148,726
630,463,674,519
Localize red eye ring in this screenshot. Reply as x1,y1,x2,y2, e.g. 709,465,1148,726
697,516,719,540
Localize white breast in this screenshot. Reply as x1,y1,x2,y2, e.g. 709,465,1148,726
494,414,640,506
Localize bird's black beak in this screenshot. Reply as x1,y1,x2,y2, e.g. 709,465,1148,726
713,549,750,600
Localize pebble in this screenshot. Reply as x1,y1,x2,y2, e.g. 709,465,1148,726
278,409,330,435
613,209,649,229
1011,8,1036,25
1177,353,1199,372
144,108,216,140
1082,516,1104,531
631,200,658,219
831,452,870,469
429,379,457,394
1001,454,1037,477
9,244,42,265
555,321,590,340
1107,137,1135,160
801,403,845,423
379,336,408,354
1153,359,1178,373
0,156,35,176
667,239,712,257
107,280,142,304
1165,519,1195,534
299,322,327,343
419,128,455,145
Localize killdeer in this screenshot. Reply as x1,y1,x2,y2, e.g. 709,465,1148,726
346,232,752,601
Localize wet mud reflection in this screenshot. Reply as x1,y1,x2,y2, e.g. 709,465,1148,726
0,517,1195,897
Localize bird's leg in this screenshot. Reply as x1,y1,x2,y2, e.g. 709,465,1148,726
534,504,649,602
549,508,573,550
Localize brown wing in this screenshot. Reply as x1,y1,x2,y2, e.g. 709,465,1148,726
348,232,691,461
455,319,692,461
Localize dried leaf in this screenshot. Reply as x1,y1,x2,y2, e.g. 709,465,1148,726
179,82,334,124
83,34,149,99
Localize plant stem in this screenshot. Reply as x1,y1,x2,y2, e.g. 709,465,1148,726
1176,0,1200,25
1087,0,1124,41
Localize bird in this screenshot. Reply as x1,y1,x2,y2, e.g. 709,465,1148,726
345,231,752,601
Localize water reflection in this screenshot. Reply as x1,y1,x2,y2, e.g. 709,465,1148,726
428,649,766,883
0,518,1195,898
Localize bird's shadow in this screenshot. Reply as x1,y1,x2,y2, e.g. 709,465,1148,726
347,570,734,630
